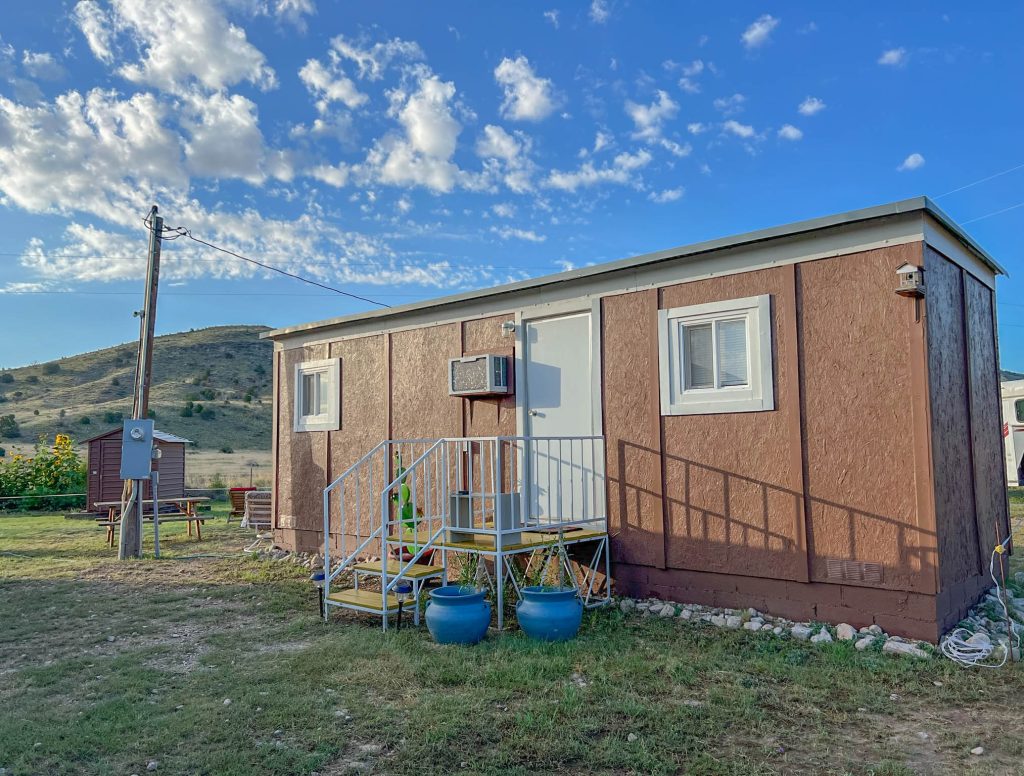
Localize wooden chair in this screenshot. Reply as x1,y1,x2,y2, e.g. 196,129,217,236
229,487,255,519
243,490,273,552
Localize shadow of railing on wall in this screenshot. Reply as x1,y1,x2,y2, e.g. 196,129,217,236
611,439,937,587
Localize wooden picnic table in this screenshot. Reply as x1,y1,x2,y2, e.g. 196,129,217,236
94,497,211,548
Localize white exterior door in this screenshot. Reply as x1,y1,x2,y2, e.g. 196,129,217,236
522,311,596,523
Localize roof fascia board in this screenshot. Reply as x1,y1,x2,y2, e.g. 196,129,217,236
275,210,926,351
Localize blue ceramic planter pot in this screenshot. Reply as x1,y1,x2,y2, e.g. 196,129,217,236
516,586,583,642
425,585,491,645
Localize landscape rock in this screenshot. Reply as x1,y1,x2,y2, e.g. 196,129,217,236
725,616,742,629
854,636,875,651
882,640,930,659
836,623,857,641
742,620,762,632
659,604,676,618
619,599,636,613
971,746,984,756
678,609,692,620
791,624,812,641
147,761,158,772
627,733,638,743
710,615,727,628
810,627,833,644
966,632,991,647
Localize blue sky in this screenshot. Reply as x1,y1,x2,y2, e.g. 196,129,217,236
1,2,1022,369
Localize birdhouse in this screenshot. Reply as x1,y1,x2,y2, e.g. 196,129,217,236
895,263,925,297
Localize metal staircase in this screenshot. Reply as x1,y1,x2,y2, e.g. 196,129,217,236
321,436,611,631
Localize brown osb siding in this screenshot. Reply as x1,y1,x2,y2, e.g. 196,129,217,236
925,247,1010,624
275,344,329,533
925,250,983,592
601,290,666,569
660,266,809,582
799,243,931,592
274,317,518,550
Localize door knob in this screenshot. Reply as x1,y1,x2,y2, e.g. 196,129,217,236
528,409,540,416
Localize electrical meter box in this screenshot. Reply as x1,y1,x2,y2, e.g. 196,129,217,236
120,419,155,480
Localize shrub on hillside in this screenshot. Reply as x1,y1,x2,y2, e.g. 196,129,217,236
0,373,12,384
79,416,91,425
103,410,123,424
26,375,39,384
220,446,234,454
199,408,216,421
42,363,61,375
0,414,21,438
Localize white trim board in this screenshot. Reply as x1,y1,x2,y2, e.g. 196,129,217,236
274,212,948,352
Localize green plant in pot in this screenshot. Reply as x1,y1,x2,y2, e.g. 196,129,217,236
392,453,430,562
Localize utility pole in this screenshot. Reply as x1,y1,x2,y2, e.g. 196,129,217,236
119,206,162,559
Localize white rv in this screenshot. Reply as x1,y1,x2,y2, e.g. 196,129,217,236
1003,379,1024,487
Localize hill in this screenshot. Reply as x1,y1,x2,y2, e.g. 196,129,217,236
0,325,273,452
1003,369,1024,382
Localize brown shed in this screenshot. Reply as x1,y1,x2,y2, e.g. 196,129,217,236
84,428,190,510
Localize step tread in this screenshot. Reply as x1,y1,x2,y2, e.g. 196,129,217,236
353,560,443,579
326,587,399,612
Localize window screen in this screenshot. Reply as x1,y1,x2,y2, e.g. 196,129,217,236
716,318,748,387
684,323,714,389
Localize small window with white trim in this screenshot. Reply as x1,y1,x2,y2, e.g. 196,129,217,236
658,294,774,415
294,358,340,432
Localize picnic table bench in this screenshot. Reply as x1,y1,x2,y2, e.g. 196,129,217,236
94,496,211,547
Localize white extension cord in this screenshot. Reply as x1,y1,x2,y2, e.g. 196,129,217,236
940,535,1022,668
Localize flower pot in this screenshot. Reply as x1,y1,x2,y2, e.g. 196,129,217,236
516,586,583,642
425,585,491,645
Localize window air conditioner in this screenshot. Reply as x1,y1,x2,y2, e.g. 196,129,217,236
448,354,510,396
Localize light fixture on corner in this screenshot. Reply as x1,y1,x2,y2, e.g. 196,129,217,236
500,320,516,337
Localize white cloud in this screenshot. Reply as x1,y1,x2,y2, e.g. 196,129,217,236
624,91,691,157
491,202,516,218
878,47,908,66
22,51,65,81
494,56,559,122
777,124,803,141
360,67,468,194
687,122,708,135
329,35,424,81
625,91,677,141
544,148,652,192
798,96,826,116
648,187,684,204
308,162,349,187
682,59,705,77
299,57,367,111
722,119,755,138
713,93,746,116
273,0,315,29
73,0,277,93
73,1,113,63
741,14,779,49
182,92,279,183
543,9,559,27
593,130,613,152
491,225,545,242
475,124,535,193
396,195,412,214
897,152,925,171
589,0,610,24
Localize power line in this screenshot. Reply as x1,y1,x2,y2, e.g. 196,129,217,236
933,162,1024,199
0,289,445,298
159,224,389,308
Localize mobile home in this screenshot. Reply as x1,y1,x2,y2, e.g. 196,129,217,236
1003,379,1024,487
264,197,1009,642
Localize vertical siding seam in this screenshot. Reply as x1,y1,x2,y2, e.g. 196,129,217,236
989,286,1013,542
959,267,984,575
271,348,281,531
915,244,940,595
655,287,669,570
788,263,812,583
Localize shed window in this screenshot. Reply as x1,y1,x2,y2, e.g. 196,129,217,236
658,295,774,415
294,358,340,432
1016,399,1024,424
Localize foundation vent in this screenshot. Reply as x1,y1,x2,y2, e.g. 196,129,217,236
825,559,883,584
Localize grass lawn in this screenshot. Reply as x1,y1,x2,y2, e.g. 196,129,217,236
2,499,1024,776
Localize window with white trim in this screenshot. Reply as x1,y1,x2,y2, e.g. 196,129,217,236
658,294,774,415
294,358,340,432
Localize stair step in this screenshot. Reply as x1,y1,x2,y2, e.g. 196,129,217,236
353,560,443,579
326,588,400,613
